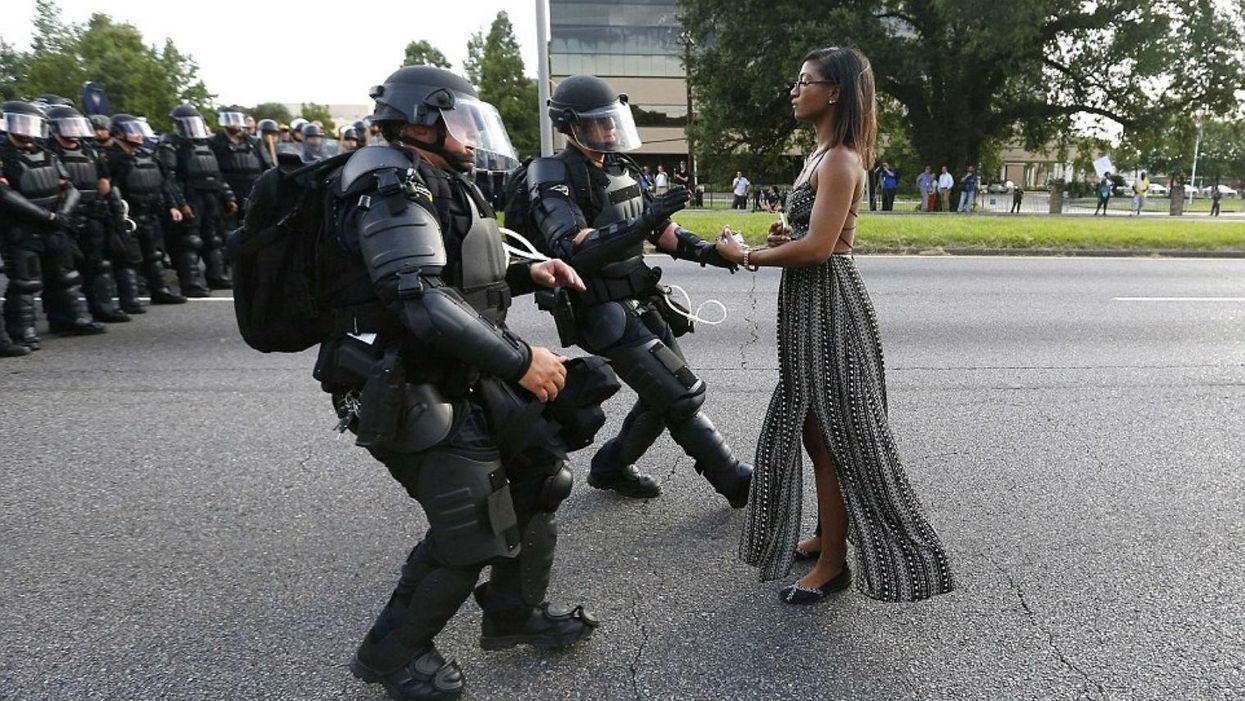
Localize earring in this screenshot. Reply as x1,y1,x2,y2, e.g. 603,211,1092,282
828,100,837,105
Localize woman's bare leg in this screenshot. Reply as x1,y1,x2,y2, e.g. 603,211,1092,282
797,411,848,588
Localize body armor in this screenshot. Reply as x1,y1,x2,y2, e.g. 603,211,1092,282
120,149,166,208
211,133,264,199
177,140,225,190
53,146,101,205
7,148,63,210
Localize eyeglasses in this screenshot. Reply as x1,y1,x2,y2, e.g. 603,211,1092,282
791,79,835,91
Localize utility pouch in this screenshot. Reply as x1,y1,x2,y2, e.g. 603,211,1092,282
313,335,382,391
656,287,695,337
535,287,579,347
354,347,406,447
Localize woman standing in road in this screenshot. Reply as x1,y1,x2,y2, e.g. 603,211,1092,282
718,47,955,604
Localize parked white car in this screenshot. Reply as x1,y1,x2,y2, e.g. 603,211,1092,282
1146,183,1169,196
1203,184,1238,197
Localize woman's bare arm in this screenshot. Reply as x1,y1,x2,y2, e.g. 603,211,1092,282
720,149,860,269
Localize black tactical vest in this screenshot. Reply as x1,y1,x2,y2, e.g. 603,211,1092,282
213,134,263,196
591,162,647,260
8,148,63,209
121,149,166,205
53,145,100,204
429,168,511,324
179,140,224,190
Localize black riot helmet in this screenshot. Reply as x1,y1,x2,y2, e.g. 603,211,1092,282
218,105,248,132
369,64,519,172
35,94,74,107
44,103,95,142
169,103,210,140
2,100,49,145
257,118,279,135
111,113,157,145
548,75,642,153
302,123,323,140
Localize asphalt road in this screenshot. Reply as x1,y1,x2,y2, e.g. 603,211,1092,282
1,256,1242,701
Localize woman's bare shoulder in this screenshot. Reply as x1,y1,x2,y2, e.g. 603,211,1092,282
811,147,863,190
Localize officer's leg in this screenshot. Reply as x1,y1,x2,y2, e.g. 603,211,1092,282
200,194,231,289
41,230,105,336
603,308,752,508
576,301,662,498
352,406,514,700
170,194,209,297
138,215,187,304
79,217,128,323
0,243,32,357
476,456,597,650
3,233,44,350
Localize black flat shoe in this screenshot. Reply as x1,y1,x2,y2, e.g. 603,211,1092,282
779,565,852,605
793,545,821,562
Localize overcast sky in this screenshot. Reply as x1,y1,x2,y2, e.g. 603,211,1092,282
1,0,541,106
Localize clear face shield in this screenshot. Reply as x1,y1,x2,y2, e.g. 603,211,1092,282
175,115,210,139
438,97,520,172
118,119,156,144
218,111,247,129
54,117,94,139
4,113,48,140
569,99,642,153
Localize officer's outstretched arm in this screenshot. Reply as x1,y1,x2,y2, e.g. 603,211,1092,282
359,199,532,383
0,181,56,223
661,226,738,271
56,182,81,221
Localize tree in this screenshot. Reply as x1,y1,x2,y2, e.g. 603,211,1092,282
403,39,450,69
5,1,216,132
680,0,1245,182
299,102,336,134
464,11,539,158
250,102,294,125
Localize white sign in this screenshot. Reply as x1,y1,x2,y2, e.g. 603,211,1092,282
1093,156,1115,178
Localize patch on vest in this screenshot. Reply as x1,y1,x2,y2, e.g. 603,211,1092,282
549,184,571,197
405,180,434,203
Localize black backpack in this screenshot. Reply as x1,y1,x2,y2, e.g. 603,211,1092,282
226,151,352,353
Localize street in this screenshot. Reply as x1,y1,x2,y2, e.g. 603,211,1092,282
1,256,1242,700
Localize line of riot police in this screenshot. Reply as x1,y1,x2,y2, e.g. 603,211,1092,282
0,97,377,358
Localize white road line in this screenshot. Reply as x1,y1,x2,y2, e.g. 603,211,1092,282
184,297,235,302
1113,297,1245,302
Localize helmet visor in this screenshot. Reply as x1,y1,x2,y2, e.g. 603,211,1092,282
118,120,156,139
439,98,520,171
54,116,94,138
569,100,641,153
176,115,210,139
4,112,48,139
218,111,247,128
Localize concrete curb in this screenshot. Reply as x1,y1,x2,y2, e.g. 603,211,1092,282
852,246,1245,259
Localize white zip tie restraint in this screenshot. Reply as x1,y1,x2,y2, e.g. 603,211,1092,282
661,283,728,325
500,227,551,263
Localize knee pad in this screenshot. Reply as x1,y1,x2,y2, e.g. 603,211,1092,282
185,234,204,252
55,266,82,288
8,251,43,292
666,383,706,423
538,463,573,513
577,300,629,351
97,259,113,275
415,451,521,568
608,338,704,413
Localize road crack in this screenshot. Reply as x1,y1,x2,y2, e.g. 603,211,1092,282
989,557,1106,699
738,272,760,370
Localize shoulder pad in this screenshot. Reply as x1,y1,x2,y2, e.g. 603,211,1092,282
527,156,569,187
339,145,417,195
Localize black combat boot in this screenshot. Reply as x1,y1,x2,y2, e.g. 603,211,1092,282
473,584,598,651
350,645,465,701
669,411,753,508
0,325,31,357
115,267,146,314
587,436,662,499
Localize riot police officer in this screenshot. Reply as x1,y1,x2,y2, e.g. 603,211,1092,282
208,106,265,209
256,118,281,170
340,126,360,152
311,66,598,700
158,104,237,294
106,114,188,308
44,104,131,323
1,100,105,352
90,115,114,149
523,74,751,506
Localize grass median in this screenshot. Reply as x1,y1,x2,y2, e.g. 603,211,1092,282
670,210,1245,252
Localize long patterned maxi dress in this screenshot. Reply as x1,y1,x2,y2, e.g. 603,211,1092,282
738,181,955,602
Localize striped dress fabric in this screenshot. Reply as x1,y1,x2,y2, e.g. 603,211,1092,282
738,180,955,602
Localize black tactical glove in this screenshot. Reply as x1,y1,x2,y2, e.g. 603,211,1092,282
639,186,690,236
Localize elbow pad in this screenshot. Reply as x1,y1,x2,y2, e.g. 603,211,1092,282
357,190,447,283
670,226,737,271
527,157,587,259
397,278,531,383
566,217,649,273
0,183,55,224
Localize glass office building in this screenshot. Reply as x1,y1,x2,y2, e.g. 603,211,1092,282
550,0,689,163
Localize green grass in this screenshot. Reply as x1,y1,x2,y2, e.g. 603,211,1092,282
670,210,1245,251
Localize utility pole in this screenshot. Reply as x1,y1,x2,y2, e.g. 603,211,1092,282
681,32,696,188
536,0,553,157
1189,112,1204,203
